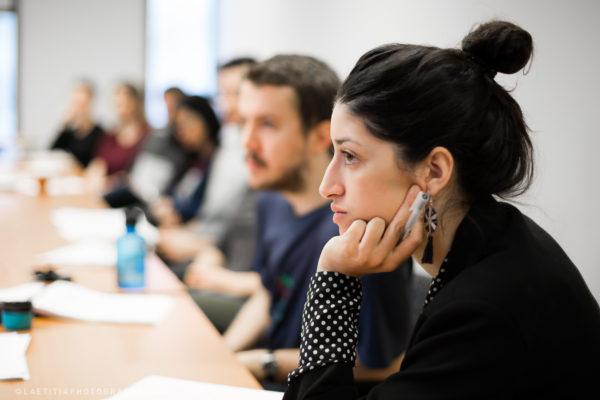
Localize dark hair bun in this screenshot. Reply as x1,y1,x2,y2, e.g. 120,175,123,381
461,20,533,75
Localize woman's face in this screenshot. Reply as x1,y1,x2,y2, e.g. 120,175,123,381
320,103,416,235
114,86,136,119
70,85,92,113
175,108,209,152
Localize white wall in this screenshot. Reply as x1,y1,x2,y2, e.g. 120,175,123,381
19,0,145,149
218,0,600,300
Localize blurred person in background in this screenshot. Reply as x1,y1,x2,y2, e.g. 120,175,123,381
184,58,258,249
50,80,104,167
156,58,258,267
150,95,220,227
103,87,191,208
216,57,257,126
152,95,225,277
86,82,149,191
163,87,186,135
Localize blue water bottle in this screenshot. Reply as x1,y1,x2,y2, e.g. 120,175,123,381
117,207,146,290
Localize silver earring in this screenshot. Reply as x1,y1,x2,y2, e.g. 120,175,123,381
421,196,438,264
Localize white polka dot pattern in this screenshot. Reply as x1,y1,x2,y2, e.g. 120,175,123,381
424,257,449,307
288,271,362,383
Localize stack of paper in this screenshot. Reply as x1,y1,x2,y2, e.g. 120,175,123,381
31,281,175,325
50,207,159,245
0,333,32,381
36,240,117,267
105,376,283,400
0,281,175,325
0,282,45,302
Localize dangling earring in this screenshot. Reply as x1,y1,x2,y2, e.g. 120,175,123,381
421,195,438,264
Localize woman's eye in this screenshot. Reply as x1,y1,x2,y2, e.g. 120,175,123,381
262,120,275,128
342,151,357,164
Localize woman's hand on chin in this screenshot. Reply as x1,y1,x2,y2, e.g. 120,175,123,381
317,185,423,278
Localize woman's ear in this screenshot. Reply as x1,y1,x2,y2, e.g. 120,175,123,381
422,146,454,196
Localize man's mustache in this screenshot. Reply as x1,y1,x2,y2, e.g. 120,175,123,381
246,153,267,167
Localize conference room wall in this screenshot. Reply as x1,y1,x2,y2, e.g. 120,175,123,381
18,0,145,150
217,0,600,300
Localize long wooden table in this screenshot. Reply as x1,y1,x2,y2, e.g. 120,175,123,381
0,191,261,398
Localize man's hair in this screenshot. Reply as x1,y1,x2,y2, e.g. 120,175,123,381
164,87,185,99
218,57,257,71
245,55,341,133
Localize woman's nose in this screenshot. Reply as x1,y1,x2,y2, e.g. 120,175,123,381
319,159,344,199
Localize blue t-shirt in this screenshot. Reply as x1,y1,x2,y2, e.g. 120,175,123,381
252,192,411,368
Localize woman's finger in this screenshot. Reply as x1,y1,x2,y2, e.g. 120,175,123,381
379,185,421,251
384,213,424,271
344,219,368,244
358,217,386,255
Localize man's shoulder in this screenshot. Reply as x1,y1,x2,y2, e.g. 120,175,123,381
257,192,288,215
257,191,284,204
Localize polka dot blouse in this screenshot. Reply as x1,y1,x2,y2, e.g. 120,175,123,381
288,259,453,383
424,257,449,306
288,271,362,383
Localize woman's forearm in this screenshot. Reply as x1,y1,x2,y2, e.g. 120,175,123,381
288,271,362,381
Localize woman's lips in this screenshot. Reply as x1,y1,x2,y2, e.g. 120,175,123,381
330,204,347,224
332,211,347,224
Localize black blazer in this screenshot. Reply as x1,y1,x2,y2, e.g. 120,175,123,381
285,197,600,399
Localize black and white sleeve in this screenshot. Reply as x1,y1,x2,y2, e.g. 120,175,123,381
288,271,362,382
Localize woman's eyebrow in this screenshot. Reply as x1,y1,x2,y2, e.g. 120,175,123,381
334,137,360,146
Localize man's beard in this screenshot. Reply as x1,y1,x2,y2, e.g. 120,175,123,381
247,152,307,193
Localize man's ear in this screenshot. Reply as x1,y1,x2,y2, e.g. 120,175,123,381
414,146,454,196
308,120,332,154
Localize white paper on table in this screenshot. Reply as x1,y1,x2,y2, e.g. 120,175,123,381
1,150,76,195
36,240,117,267
0,282,45,302
32,281,174,325
23,150,73,173
105,376,284,400
46,175,85,195
0,333,32,381
0,171,39,196
0,170,19,192
50,207,159,245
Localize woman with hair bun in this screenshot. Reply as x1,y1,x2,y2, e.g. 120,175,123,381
284,21,600,399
